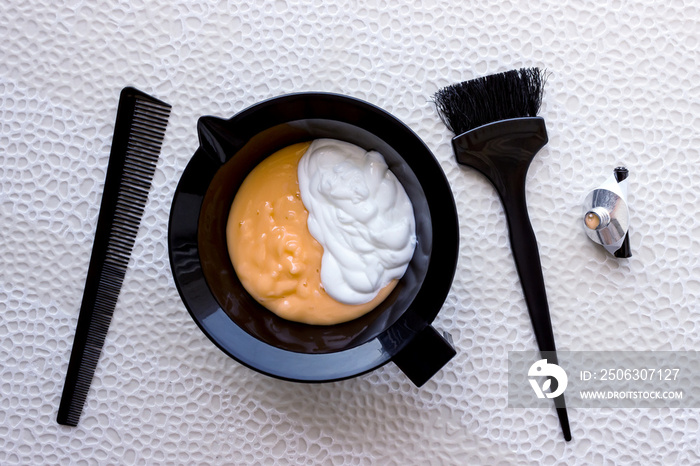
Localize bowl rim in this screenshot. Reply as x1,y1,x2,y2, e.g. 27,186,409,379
168,91,459,382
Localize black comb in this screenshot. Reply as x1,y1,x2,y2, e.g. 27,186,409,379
57,87,171,426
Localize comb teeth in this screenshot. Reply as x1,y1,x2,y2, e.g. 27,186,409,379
57,88,171,427
433,67,546,135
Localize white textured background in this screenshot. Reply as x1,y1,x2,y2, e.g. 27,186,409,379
2,0,700,464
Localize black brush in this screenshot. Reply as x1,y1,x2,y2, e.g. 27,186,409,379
57,87,171,426
434,68,571,441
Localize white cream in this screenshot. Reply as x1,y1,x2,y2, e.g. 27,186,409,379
297,139,416,305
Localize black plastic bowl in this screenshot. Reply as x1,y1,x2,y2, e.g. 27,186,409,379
168,93,459,385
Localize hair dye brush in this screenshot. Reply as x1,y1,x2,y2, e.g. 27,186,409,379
434,68,571,441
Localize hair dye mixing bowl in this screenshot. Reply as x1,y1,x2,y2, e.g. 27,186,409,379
168,93,459,386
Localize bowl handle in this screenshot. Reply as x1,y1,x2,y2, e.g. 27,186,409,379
391,325,456,387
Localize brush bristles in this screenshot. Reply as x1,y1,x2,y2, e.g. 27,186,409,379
433,67,546,135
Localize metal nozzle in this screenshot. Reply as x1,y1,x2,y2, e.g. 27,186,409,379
582,167,631,257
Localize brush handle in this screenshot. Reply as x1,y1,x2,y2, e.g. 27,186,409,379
500,191,557,357
452,118,558,356
501,178,571,441
452,117,571,441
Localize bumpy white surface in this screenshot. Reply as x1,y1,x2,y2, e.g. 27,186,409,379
1,0,700,464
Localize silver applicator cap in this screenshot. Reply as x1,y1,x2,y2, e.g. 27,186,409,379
583,167,632,257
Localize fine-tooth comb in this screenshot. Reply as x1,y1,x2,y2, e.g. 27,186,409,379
57,87,171,426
